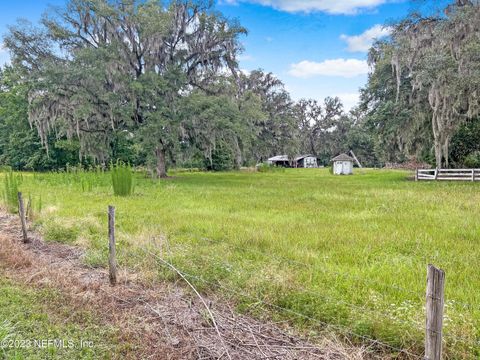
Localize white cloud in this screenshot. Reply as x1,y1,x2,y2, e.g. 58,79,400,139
289,58,369,78
336,92,360,110
223,0,392,15
340,24,392,52
0,44,10,66
238,54,254,61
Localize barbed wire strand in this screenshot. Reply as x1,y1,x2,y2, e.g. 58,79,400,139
143,247,424,360
192,235,478,311
126,237,479,350
161,246,424,331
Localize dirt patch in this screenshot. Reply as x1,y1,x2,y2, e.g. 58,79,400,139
0,211,370,359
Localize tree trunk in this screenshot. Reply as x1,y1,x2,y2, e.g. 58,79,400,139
432,113,443,168
233,137,242,169
155,147,168,178
434,140,442,169
309,135,316,155
443,139,449,168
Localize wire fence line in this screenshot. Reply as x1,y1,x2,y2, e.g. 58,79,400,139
159,244,424,331
9,196,479,359
135,234,480,355
121,215,477,315
195,236,427,299
141,246,425,359
70,203,479,358
193,235,479,312
129,242,420,333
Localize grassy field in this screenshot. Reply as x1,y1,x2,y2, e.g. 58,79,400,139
2,168,479,358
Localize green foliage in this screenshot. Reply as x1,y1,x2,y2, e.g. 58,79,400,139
450,117,480,167
3,1,247,178
256,163,285,173
1,1,480,175
3,171,22,213
111,162,133,196
208,141,234,171
463,151,480,168
256,163,272,172
362,3,480,168
0,66,96,171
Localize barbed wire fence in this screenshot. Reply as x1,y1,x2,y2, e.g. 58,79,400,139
100,203,478,359
142,247,424,359
13,197,480,359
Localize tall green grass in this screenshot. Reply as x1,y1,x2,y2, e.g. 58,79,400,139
256,163,286,173
111,162,133,196
2,172,22,213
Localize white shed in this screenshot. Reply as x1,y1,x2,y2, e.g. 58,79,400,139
331,153,354,175
295,155,318,168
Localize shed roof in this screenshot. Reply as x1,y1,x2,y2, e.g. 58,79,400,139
268,155,289,162
331,153,354,162
269,154,317,162
294,154,315,161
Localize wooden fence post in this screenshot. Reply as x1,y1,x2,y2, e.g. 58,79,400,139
434,168,439,180
425,264,445,360
472,169,475,182
415,168,419,182
108,205,117,286
17,192,28,243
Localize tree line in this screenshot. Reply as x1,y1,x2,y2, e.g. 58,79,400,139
0,0,479,175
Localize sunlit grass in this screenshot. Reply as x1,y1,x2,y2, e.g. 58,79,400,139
3,168,479,358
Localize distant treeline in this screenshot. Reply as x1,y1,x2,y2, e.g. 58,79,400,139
0,0,479,174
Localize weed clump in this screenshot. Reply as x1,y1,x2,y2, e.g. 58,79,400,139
111,162,133,196
256,163,285,173
44,222,79,244
3,172,22,213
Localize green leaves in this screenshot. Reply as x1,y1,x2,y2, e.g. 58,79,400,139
364,2,480,167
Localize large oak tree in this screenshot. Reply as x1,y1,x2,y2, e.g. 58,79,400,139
5,0,246,177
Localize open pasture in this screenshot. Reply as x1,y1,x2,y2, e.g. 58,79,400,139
3,168,479,358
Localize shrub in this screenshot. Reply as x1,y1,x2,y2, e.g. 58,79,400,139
3,172,22,213
256,163,286,173
208,141,234,171
111,162,133,196
464,151,480,168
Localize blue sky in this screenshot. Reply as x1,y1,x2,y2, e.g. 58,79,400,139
0,0,448,110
